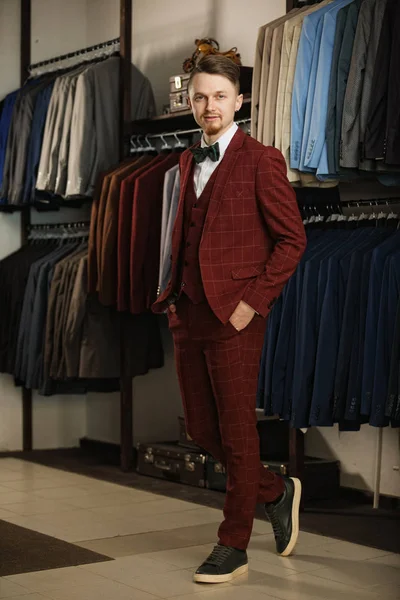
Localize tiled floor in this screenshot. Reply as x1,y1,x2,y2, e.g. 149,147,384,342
0,457,398,600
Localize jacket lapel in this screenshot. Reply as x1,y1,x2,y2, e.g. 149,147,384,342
203,128,246,234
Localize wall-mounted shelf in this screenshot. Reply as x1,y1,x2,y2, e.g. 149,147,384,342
129,96,252,135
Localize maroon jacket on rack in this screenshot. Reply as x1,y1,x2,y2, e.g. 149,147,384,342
117,155,163,312
129,153,180,314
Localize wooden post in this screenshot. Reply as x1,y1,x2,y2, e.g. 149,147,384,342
286,0,296,12
119,0,132,161
119,0,133,472
21,0,33,452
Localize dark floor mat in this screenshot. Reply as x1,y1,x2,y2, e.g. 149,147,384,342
4,447,399,555
0,519,112,576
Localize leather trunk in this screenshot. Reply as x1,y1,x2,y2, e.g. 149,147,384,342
136,441,207,488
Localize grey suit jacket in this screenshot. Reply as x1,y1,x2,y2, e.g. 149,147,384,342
325,3,352,175
359,0,388,170
160,164,179,287
159,164,180,296
66,58,156,198
340,0,376,169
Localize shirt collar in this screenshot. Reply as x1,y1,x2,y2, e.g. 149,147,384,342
200,122,238,159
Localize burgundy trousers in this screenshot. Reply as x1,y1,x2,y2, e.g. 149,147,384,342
169,295,285,550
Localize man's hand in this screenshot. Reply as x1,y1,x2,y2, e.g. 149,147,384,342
229,301,256,332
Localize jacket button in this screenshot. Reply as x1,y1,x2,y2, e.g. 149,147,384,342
181,282,186,288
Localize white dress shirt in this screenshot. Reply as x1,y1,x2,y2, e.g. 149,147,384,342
193,122,238,198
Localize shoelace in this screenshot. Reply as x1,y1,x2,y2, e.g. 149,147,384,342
205,545,235,567
267,507,284,539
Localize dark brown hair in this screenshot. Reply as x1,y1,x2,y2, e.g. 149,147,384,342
188,55,240,93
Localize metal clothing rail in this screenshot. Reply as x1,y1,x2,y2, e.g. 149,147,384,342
132,118,252,141
28,37,120,71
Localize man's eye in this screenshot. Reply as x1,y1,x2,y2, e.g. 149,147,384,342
218,95,226,99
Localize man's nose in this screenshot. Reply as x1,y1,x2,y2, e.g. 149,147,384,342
206,98,216,111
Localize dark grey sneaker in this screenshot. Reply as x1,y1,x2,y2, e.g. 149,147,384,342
265,477,302,557
193,544,248,583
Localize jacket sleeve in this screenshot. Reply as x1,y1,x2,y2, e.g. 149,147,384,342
242,147,307,318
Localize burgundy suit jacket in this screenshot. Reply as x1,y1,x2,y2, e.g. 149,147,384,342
130,153,180,314
152,128,307,323
117,155,161,311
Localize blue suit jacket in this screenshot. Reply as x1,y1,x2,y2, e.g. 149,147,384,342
291,0,341,171
303,0,355,176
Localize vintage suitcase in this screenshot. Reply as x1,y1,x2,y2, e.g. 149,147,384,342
136,442,207,488
170,74,190,93
206,457,340,502
178,416,203,450
170,90,190,113
178,415,289,456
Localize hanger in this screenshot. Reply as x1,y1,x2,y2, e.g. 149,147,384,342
173,133,186,149
144,135,156,152
160,134,172,151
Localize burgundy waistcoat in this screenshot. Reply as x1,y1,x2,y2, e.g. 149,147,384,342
179,163,219,303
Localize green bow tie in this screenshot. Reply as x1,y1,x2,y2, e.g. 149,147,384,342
191,142,220,164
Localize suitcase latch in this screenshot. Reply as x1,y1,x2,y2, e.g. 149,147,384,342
214,463,226,474
175,76,182,89
144,448,154,464
185,461,195,472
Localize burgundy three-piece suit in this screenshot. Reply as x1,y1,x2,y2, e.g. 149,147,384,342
153,128,307,550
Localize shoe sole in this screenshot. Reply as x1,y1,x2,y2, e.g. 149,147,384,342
280,477,302,557
193,563,248,584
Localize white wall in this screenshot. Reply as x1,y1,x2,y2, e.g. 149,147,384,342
86,0,119,45
305,426,400,498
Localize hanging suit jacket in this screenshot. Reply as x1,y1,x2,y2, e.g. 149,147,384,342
331,0,363,173
358,0,388,170
159,165,180,297
257,11,299,143
291,1,337,171
280,1,333,183
153,128,307,323
304,0,355,177
340,0,377,168
385,1,400,165
99,157,150,306
117,155,162,312
129,153,180,314
325,3,351,175
262,12,303,147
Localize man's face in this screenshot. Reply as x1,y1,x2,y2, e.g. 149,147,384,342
188,73,243,140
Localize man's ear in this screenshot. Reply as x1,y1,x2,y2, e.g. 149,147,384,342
235,93,244,112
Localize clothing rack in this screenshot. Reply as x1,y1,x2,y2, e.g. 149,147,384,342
132,118,252,141
28,37,120,72
27,221,90,239
130,119,252,153
19,0,134,471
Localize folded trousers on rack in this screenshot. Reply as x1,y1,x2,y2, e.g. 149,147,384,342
169,294,285,551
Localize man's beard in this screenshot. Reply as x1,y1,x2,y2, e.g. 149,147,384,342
201,116,222,136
